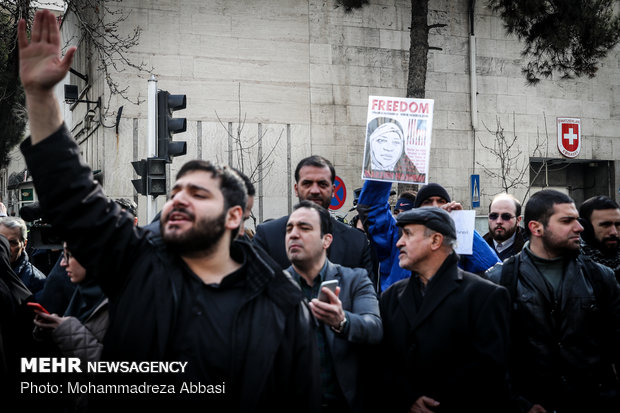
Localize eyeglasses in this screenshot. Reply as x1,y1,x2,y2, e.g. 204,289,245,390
62,249,73,262
488,212,516,221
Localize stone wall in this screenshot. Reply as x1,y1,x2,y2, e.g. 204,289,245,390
6,0,619,224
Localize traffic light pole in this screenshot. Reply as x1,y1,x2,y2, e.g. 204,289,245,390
147,75,158,223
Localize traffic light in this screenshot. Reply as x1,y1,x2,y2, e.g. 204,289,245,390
131,157,167,197
157,90,187,162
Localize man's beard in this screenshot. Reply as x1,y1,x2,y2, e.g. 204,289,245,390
491,225,517,242
304,195,331,210
541,229,581,259
594,235,620,256
161,208,227,256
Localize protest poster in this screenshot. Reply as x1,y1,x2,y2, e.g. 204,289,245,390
449,210,476,255
361,96,434,184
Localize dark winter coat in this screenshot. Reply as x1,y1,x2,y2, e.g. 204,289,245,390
13,250,46,298
21,125,320,412
486,247,620,412
377,252,511,412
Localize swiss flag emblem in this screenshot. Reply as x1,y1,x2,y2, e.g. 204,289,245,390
557,118,581,158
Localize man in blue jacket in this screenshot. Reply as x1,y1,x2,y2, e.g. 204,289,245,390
357,180,499,291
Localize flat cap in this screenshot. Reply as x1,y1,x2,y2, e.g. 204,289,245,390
396,207,456,240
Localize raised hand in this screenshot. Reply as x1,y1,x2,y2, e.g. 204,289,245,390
18,9,76,95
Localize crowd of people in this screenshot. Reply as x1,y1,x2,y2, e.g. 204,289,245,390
1,10,619,413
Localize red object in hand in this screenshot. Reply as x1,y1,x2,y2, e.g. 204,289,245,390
27,302,50,314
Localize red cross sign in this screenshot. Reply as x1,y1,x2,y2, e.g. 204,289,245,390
557,118,581,158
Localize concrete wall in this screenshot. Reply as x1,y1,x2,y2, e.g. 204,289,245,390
6,0,619,225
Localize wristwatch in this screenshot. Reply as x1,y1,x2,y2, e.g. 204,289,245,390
331,315,347,334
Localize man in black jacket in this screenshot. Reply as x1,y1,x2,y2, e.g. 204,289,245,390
487,189,620,413
579,195,620,282
483,193,527,260
253,155,374,277
17,10,319,411
378,208,510,413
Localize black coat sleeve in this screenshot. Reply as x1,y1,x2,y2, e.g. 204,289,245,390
20,125,149,299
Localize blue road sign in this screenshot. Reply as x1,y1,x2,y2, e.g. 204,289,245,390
471,174,480,208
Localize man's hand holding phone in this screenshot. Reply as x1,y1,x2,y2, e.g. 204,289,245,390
309,281,347,333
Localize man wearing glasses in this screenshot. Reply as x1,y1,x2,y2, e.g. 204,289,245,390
483,193,527,261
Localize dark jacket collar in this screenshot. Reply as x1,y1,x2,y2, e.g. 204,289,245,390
398,252,460,331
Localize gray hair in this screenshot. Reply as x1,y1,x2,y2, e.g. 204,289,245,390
0,216,28,241
423,226,457,249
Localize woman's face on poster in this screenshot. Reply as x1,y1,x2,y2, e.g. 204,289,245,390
370,124,404,170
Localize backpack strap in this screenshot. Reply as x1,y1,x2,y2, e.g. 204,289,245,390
500,255,520,309
579,256,607,307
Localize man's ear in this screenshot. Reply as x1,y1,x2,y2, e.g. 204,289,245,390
528,220,543,237
294,183,299,198
225,205,244,230
322,233,333,250
516,215,523,225
430,232,443,251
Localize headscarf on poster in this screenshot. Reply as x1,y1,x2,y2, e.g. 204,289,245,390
361,96,434,185
360,96,475,255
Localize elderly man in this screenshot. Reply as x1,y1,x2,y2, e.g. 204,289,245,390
483,193,527,260
378,207,510,413
357,180,499,291
0,217,46,297
579,195,620,282
286,200,382,412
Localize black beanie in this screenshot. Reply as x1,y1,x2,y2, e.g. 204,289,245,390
414,183,451,208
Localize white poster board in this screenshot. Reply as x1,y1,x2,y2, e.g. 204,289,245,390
361,96,433,184
450,210,476,255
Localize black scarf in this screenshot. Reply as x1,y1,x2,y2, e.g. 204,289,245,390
64,278,106,323
581,240,620,277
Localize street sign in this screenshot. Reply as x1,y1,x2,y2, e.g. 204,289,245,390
470,174,480,208
21,188,34,202
557,118,581,158
329,176,347,210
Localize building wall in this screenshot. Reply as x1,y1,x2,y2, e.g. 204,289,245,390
7,0,619,225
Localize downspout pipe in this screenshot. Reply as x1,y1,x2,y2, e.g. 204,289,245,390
469,0,477,131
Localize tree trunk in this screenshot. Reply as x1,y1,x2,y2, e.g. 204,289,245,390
407,0,429,99
400,0,429,194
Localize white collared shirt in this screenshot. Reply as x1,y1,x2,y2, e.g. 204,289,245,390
493,231,516,254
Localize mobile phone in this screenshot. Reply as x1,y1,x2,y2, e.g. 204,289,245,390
27,302,50,314
317,280,339,302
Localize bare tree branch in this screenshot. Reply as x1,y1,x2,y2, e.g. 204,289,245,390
216,83,284,227
64,0,152,116
477,113,546,204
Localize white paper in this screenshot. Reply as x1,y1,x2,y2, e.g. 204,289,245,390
450,210,476,255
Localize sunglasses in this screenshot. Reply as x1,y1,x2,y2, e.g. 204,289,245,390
488,212,515,221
